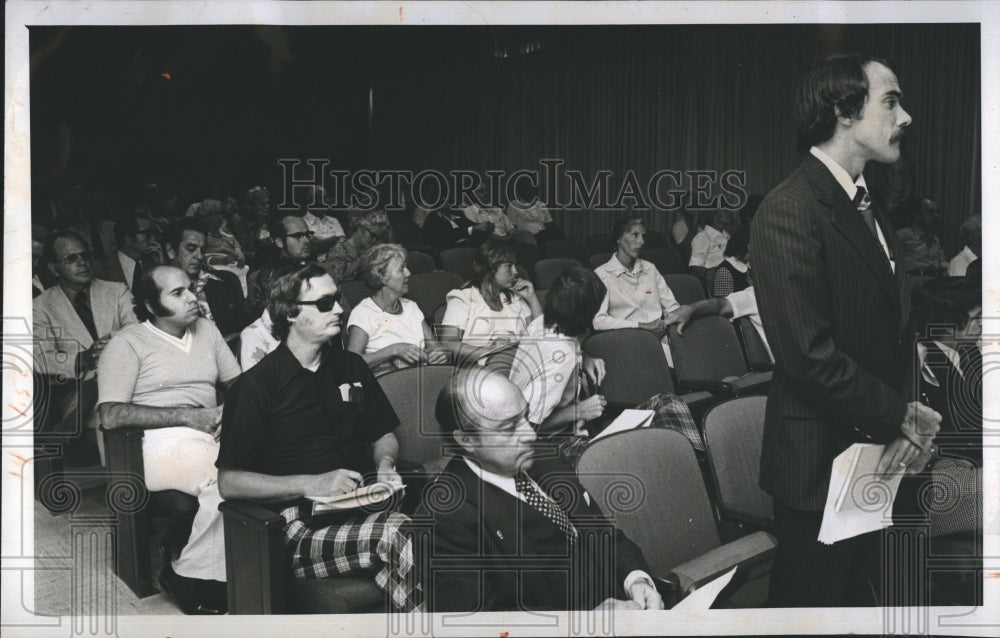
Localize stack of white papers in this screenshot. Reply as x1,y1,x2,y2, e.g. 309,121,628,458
590,409,655,442
818,444,902,544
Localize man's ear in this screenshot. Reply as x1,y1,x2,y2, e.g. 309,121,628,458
452,430,476,455
47,261,59,279
165,243,177,261
834,104,854,126
274,237,285,250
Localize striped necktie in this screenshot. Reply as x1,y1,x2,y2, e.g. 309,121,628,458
853,186,878,239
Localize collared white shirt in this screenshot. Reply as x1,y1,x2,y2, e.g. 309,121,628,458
948,245,977,277
593,254,680,330
118,251,138,289
461,457,652,593
723,256,749,273
810,146,894,272
916,340,966,386
726,287,773,362
688,225,729,268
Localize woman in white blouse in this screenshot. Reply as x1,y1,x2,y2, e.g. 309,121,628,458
346,243,447,374
440,239,543,363
592,216,681,363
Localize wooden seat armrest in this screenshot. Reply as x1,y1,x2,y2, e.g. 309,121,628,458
220,499,289,614
101,426,146,476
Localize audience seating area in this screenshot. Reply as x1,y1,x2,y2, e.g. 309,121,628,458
577,428,775,607
38,198,979,617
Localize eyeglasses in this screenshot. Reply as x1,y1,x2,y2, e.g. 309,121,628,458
58,250,92,265
295,292,342,313
285,231,316,240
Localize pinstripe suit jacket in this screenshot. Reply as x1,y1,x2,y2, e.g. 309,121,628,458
750,154,910,511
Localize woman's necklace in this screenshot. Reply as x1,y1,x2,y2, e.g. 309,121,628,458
374,293,402,314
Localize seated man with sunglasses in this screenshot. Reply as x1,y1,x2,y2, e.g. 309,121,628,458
33,229,138,456
218,263,423,611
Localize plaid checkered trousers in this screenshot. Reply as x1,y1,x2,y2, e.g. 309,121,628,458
280,505,424,611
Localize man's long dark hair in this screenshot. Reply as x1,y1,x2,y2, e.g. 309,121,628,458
795,53,892,150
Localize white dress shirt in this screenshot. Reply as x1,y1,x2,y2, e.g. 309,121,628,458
810,146,894,272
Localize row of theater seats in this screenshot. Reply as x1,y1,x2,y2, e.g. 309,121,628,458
102,320,777,613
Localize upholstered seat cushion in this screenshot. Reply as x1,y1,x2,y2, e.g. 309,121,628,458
285,572,385,613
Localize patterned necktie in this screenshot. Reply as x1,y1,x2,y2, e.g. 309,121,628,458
73,289,99,341
514,473,578,543
853,186,878,239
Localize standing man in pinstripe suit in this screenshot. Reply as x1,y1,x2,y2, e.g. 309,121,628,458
751,54,942,607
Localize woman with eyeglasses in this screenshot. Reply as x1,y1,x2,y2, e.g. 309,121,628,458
325,208,391,284
345,243,449,374
439,239,542,366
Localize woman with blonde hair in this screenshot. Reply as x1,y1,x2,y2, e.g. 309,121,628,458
345,243,447,374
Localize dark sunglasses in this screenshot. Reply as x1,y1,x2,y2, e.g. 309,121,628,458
58,250,92,265
295,292,342,313
285,231,316,240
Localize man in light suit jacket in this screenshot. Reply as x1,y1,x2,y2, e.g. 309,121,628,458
421,367,662,612
33,229,137,440
751,54,941,607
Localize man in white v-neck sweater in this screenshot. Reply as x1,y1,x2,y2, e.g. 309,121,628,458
100,316,235,410
98,265,241,614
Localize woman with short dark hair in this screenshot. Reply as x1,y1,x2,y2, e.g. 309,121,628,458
509,267,608,439
712,223,752,297
593,216,680,363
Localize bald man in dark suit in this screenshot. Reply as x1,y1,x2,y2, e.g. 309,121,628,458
422,368,661,612
750,53,941,607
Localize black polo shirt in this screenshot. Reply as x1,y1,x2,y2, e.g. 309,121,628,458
217,341,399,478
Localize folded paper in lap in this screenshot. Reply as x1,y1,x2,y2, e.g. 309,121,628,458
307,481,405,512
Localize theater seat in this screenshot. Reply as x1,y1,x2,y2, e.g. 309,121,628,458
101,427,198,598
220,500,385,614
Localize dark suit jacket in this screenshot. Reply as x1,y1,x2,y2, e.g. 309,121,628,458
751,154,910,511
204,268,251,337
419,457,649,612
423,210,491,252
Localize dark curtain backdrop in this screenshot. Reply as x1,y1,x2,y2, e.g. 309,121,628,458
368,24,980,251
31,24,980,254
